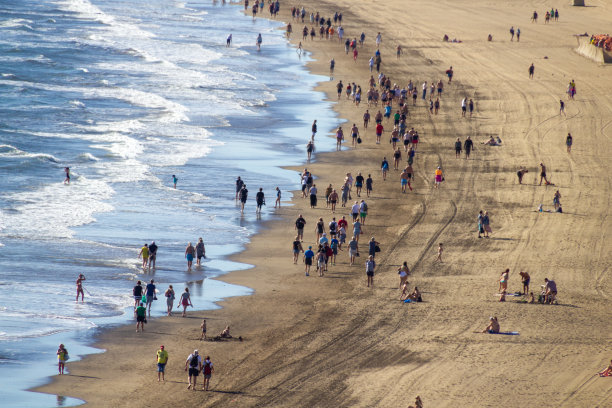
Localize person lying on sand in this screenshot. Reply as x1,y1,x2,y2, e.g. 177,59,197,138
220,325,232,338
482,316,500,333
481,136,502,146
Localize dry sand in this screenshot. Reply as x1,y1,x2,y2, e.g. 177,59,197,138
36,0,612,406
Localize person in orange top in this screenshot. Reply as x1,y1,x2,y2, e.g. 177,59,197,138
434,167,443,188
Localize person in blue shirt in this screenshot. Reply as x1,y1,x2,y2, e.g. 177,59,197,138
303,246,314,276
330,237,339,265
145,279,156,316
384,104,392,120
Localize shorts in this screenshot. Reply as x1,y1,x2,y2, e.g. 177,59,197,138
330,200,337,204
293,249,299,254
523,279,530,286
392,137,399,143
137,315,145,322
157,363,166,372
189,368,199,377
297,227,304,235
403,139,410,145
401,179,408,186
376,132,382,137
349,250,357,257
134,295,141,302
186,254,194,262
305,258,312,266
366,271,374,277
204,374,211,379
462,106,466,112
332,248,338,255
360,212,367,218
541,172,546,178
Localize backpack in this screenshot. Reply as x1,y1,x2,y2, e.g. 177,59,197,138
362,202,368,212
203,361,212,375
190,354,199,368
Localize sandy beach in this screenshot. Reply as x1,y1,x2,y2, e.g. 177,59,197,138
36,0,612,406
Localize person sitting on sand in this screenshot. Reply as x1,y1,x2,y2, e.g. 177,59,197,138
599,359,612,377
220,325,232,338
482,316,500,334
528,292,535,303
409,286,422,302
415,396,423,408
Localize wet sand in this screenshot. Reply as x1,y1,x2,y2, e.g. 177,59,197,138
36,0,612,406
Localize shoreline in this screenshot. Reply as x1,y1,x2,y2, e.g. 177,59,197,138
35,1,612,407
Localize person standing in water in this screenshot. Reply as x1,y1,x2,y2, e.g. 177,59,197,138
148,241,157,271
256,187,265,213
172,175,178,189
185,242,195,270
226,34,232,47
138,243,149,269
64,167,70,184
196,238,206,266
239,184,248,214
76,274,86,302
274,187,281,208
256,33,262,51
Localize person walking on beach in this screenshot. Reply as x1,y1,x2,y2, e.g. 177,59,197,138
336,126,344,150
64,167,70,184
516,28,521,42
330,58,335,78
256,33,262,51
239,184,248,214
539,163,550,185
185,242,195,270
464,136,474,159
510,26,515,41
366,255,376,287
138,243,149,270
531,11,538,23
57,344,68,375
145,279,156,316
295,214,306,240
446,66,454,83
164,285,175,316
148,241,157,271
499,269,509,293
559,100,566,116
304,246,314,276
566,133,572,153
434,166,444,188
156,345,168,382
200,319,207,341
528,63,535,79
477,210,484,238
274,186,281,208
553,190,562,211
482,211,492,237
235,176,244,201
196,237,206,266
136,302,146,332
401,167,412,193
455,138,462,158
435,243,444,262
311,120,317,137
133,280,143,310
76,273,86,302
178,287,192,317
309,184,318,208
292,236,304,264
306,139,314,161
256,187,265,213
381,156,389,180
185,350,202,390
519,271,530,295
202,356,214,391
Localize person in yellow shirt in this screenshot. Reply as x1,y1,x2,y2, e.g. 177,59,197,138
156,345,168,382
138,244,149,269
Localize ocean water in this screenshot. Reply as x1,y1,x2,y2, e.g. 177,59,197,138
0,0,337,406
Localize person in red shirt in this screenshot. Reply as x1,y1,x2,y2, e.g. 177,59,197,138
375,123,384,144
